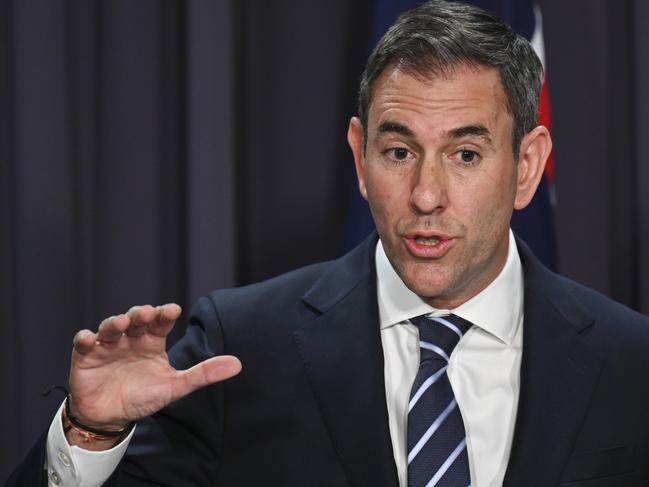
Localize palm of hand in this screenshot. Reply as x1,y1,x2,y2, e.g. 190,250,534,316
68,304,241,430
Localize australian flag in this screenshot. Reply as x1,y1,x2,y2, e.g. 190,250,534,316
346,0,558,271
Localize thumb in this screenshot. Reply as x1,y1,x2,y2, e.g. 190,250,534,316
173,355,242,400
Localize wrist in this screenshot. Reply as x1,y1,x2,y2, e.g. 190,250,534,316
63,395,134,445
63,423,123,451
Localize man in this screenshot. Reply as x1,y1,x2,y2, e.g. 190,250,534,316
8,1,649,486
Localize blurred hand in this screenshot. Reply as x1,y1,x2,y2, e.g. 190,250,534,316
66,304,241,448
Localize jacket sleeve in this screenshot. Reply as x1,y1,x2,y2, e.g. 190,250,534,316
4,432,48,487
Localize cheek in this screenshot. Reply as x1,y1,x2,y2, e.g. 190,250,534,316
365,169,407,219
366,187,395,230
457,172,516,233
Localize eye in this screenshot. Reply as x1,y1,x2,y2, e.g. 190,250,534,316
461,150,476,162
383,147,413,162
451,148,481,166
392,148,410,160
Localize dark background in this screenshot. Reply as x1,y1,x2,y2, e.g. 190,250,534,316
2,0,648,481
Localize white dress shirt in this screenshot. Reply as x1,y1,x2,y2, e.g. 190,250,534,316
45,401,135,486
45,230,523,487
378,230,523,487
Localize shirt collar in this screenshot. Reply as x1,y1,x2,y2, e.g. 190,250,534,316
375,230,523,345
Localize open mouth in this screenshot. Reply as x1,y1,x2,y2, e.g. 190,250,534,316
414,236,441,246
404,233,455,258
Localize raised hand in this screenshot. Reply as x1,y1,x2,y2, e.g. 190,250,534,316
66,304,241,449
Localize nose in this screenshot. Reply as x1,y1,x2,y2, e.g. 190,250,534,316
409,159,448,214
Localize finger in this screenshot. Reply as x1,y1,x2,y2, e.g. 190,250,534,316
73,329,98,355
125,305,156,337
147,303,182,338
96,315,130,344
173,355,242,400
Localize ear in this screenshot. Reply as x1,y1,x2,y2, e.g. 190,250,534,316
347,117,368,200
514,125,553,210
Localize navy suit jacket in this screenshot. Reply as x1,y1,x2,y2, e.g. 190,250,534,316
8,234,649,486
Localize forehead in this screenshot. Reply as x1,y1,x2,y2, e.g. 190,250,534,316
368,64,511,136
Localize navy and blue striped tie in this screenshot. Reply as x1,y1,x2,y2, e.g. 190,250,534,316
407,314,473,487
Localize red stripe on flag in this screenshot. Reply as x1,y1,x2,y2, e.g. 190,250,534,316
539,76,554,184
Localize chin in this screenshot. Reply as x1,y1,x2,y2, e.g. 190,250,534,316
409,283,453,304
400,263,455,302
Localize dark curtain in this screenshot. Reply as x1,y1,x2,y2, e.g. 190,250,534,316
0,0,241,478
233,0,372,283
541,0,649,312
1,0,648,482
633,0,649,314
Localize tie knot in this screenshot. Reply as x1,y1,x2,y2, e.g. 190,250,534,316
410,314,472,362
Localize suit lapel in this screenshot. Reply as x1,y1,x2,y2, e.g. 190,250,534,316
294,234,399,487
504,241,604,486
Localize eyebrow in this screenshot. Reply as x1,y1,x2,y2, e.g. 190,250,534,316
376,121,414,138
448,124,493,144
375,121,494,145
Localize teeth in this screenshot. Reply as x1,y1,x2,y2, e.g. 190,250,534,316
415,236,440,246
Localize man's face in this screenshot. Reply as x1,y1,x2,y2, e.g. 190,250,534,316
348,64,547,309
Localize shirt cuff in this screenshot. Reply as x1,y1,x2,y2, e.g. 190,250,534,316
45,400,136,487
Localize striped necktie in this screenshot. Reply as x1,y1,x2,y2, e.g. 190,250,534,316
407,313,473,487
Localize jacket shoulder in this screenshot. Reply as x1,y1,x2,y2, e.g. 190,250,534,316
207,260,333,313
183,260,337,345
518,237,649,353
558,272,647,324
538,269,649,358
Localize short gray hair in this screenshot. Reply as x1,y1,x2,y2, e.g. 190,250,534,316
357,0,543,158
